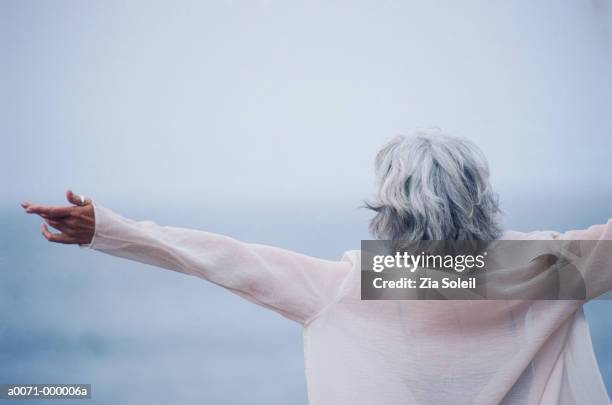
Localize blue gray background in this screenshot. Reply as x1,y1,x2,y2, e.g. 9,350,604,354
1,1,611,403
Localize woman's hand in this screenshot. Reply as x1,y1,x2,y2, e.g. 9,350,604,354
22,190,95,245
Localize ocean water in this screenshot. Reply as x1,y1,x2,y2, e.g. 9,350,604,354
1,206,610,404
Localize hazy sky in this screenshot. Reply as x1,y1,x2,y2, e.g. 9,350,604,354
2,0,611,228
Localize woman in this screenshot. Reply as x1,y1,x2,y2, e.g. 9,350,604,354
22,131,611,404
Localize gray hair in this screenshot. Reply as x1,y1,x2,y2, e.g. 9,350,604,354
366,129,503,241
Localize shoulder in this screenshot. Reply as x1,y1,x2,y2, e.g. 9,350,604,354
501,229,562,241
503,219,612,241
340,249,361,265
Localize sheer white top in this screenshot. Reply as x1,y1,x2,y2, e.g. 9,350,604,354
84,202,612,405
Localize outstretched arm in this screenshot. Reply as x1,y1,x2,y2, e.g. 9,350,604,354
22,191,353,324
556,219,612,300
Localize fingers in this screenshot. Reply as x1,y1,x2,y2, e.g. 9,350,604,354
24,204,73,218
21,202,51,219
66,189,91,206
66,189,82,205
45,218,70,233
21,189,91,217
41,223,78,244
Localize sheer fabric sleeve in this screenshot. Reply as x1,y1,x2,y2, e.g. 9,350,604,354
83,201,353,324
556,219,612,300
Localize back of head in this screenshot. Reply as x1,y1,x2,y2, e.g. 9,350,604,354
367,129,502,241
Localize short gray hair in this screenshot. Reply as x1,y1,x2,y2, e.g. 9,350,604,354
366,129,503,241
